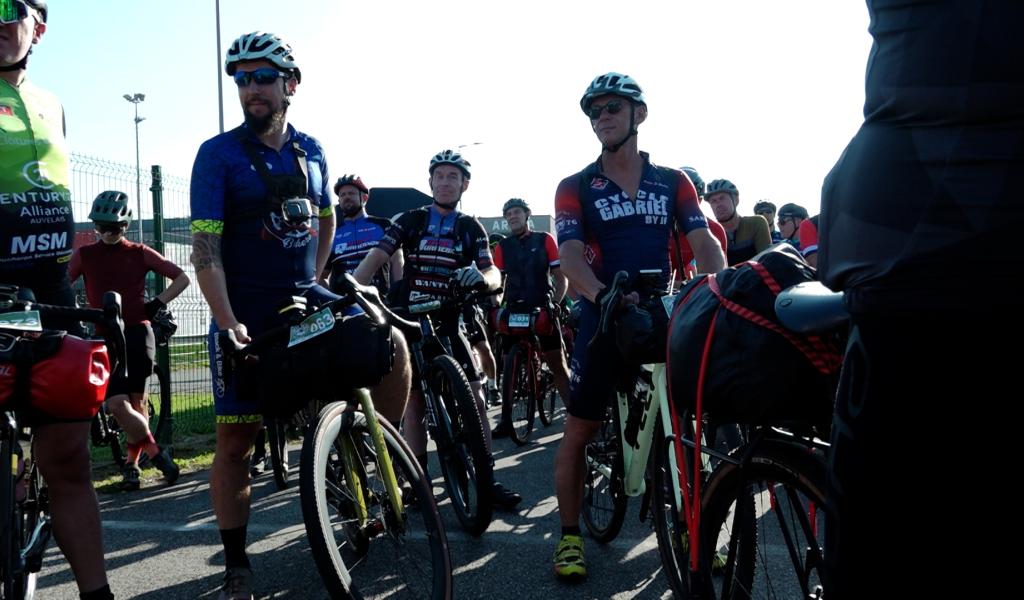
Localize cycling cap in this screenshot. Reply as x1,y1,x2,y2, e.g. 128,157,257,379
580,72,646,115
225,32,301,83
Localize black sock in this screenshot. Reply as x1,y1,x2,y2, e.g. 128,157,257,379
80,584,114,600
416,453,429,476
219,525,250,570
561,525,582,537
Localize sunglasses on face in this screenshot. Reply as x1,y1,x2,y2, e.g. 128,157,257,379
95,222,126,234
0,0,31,24
233,68,289,87
587,100,624,120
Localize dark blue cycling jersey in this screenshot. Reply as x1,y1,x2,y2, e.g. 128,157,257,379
190,123,332,332
554,153,709,288
329,214,391,294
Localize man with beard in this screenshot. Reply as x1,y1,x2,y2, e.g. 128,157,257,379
1,2,115,598
354,149,523,511
190,32,410,599
325,174,403,297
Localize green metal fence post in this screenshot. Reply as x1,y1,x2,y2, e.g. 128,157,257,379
150,165,173,445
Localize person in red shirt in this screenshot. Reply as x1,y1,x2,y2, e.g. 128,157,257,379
69,191,190,490
798,215,819,269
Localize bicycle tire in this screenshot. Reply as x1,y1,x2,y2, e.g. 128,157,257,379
1,436,40,600
701,438,827,600
536,364,558,427
651,414,700,598
299,401,453,600
581,400,627,544
430,354,494,537
502,344,535,446
268,418,290,490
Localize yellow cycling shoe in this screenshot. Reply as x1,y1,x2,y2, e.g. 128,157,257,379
553,534,587,581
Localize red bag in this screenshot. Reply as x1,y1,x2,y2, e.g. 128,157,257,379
492,306,555,336
0,332,111,420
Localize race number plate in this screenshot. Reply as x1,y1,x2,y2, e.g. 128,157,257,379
288,308,335,348
509,313,530,328
0,310,42,332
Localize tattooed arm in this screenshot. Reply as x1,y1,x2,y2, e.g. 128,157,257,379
192,230,250,343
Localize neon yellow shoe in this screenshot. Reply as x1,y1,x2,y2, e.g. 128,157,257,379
553,534,587,581
678,530,728,572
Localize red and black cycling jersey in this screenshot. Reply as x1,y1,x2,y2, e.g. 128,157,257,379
377,205,491,303
493,231,559,308
798,216,819,258
555,153,709,287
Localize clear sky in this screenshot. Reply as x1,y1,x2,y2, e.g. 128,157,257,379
29,0,872,220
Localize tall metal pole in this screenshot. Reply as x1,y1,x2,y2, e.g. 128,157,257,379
216,0,224,133
123,93,146,242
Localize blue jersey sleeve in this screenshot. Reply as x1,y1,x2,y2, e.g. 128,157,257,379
190,137,228,234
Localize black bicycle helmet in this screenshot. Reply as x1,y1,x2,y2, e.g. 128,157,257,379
502,198,530,214
754,200,777,214
706,179,739,199
777,203,809,220
488,233,505,248
680,166,706,198
89,191,133,225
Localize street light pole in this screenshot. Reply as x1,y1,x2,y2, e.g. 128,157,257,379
123,93,146,241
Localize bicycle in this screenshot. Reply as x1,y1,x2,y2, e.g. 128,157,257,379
498,302,561,445
656,280,846,599
219,275,452,599
0,286,127,600
537,301,575,427
391,285,498,537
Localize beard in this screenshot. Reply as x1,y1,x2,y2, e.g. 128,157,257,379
341,202,363,218
244,101,288,136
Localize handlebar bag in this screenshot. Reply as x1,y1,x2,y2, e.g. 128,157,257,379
666,244,842,432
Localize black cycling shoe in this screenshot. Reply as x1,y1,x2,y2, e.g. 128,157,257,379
492,481,522,511
492,421,513,439
151,448,180,485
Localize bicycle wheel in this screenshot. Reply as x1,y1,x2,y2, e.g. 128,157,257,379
1,439,41,600
268,418,290,490
701,439,827,600
97,411,127,469
502,344,535,446
581,400,627,544
536,363,558,427
430,354,494,537
300,401,452,600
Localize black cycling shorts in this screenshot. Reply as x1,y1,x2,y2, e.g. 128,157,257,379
106,323,155,397
565,300,622,421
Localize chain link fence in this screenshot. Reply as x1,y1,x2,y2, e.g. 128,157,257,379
70,154,214,438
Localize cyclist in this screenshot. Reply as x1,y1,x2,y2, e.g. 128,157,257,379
776,202,808,247
491,197,570,438
190,32,410,600
0,2,116,598
798,214,819,269
673,166,728,281
354,149,523,511
818,2,1022,597
753,199,782,243
325,174,403,297
68,191,188,491
705,178,772,265
552,72,726,581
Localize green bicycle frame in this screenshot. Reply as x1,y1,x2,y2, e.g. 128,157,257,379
339,389,404,527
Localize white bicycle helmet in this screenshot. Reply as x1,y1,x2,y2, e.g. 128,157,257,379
225,32,301,83
429,149,472,180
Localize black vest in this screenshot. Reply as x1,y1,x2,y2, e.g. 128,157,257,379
498,232,552,308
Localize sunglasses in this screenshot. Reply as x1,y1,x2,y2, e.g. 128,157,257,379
587,100,624,120
95,222,126,234
233,68,290,87
0,0,30,24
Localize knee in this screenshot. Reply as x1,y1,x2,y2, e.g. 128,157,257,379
215,425,260,463
107,395,131,418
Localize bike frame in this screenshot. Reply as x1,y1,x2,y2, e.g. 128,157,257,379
338,388,404,528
